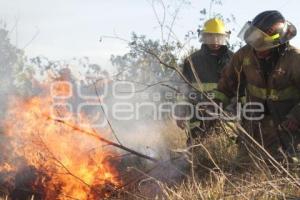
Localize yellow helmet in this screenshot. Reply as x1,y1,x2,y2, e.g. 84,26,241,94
202,18,226,35
200,18,229,45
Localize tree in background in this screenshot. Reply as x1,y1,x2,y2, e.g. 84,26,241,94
0,24,35,118
110,32,179,84
0,23,110,123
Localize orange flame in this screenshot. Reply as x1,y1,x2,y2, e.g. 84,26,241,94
0,83,120,199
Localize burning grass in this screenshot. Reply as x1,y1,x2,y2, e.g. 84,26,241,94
0,93,120,199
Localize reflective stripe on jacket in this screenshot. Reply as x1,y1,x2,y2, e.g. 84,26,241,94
176,44,233,121
215,44,300,123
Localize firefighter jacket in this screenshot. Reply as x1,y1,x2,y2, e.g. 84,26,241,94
215,44,300,124
176,44,233,129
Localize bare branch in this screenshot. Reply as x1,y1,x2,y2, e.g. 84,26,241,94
92,81,123,145
48,116,158,163
115,79,180,93
22,27,40,49
150,0,166,42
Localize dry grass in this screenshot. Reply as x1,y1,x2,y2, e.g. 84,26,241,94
115,120,300,199
157,121,300,200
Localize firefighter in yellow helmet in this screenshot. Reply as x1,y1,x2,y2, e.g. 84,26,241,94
201,18,230,50
176,18,233,145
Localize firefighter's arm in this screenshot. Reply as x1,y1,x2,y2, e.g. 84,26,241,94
286,55,300,123
214,52,244,107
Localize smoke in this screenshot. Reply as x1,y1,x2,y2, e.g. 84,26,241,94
96,74,191,185
0,25,188,198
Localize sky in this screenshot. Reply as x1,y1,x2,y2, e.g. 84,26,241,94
0,0,299,72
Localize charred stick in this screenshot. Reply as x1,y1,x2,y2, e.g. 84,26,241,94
49,117,158,163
